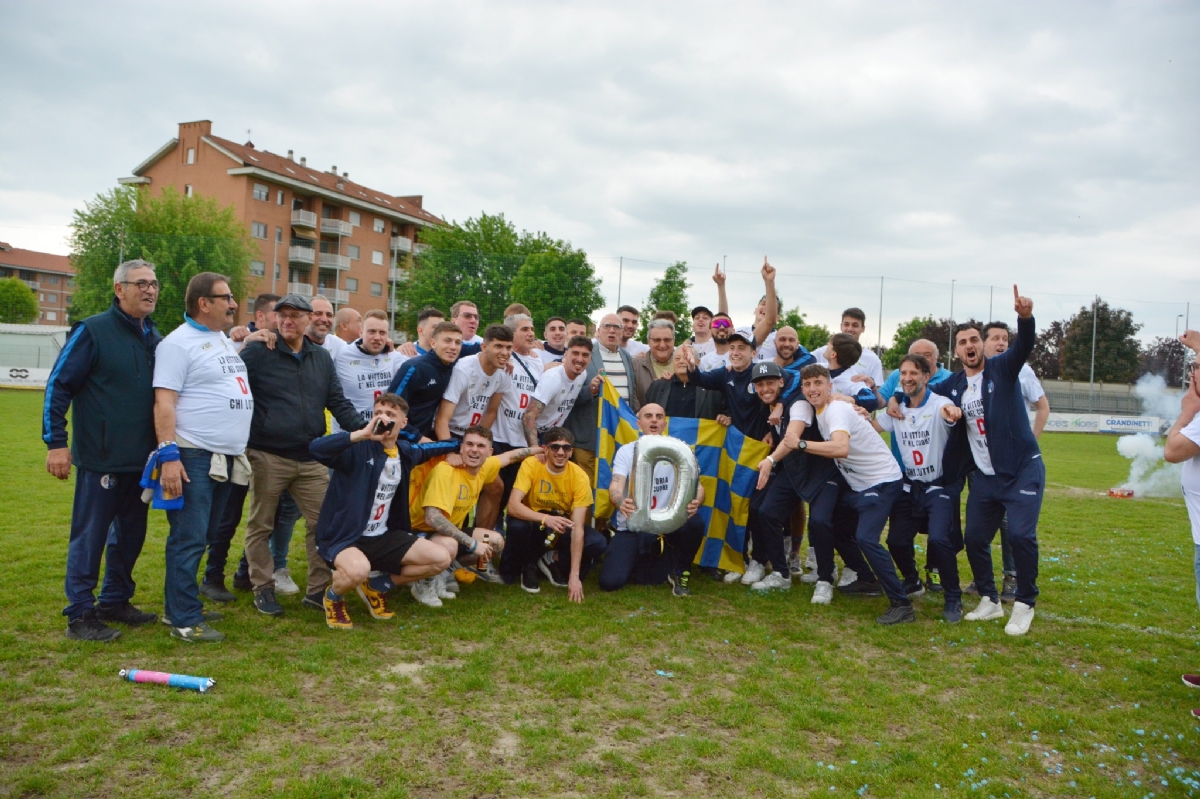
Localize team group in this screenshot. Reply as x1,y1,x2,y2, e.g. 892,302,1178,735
43,257,1050,642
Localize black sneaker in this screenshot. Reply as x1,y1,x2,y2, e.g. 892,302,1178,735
837,579,883,597
200,578,236,603
537,553,568,588
902,577,926,599
254,588,284,616
66,610,121,642
232,573,253,592
161,610,224,626
999,575,1017,604
925,568,944,594
520,564,541,594
302,591,325,611
877,603,916,625
668,570,691,598
943,598,963,624
96,602,157,626
963,581,980,596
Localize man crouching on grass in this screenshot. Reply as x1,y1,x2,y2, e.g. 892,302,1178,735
312,394,460,630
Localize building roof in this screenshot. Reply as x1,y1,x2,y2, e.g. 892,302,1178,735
0,242,73,275
128,130,445,228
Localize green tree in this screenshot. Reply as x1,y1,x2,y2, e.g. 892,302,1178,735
0,278,39,324
69,186,255,332
1060,300,1142,383
882,316,937,369
397,212,582,333
638,261,692,344
510,251,604,327
779,307,834,352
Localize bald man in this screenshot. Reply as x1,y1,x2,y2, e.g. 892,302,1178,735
334,308,362,345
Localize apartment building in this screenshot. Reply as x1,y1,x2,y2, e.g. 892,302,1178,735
0,242,74,326
119,119,443,326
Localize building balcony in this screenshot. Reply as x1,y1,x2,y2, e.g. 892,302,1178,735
321,219,353,237
388,267,408,281
387,299,399,312
291,209,317,228
316,286,350,305
288,245,315,265
285,282,313,297
413,242,430,255
21,280,40,290
318,252,351,271
390,235,412,253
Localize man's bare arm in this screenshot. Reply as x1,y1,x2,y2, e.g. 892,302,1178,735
481,391,504,429
434,399,456,441
497,445,540,469
1032,396,1050,439
522,399,545,448
423,506,476,549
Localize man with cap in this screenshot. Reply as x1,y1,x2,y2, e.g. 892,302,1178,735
699,312,734,372
688,305,717,360
239,293,366,617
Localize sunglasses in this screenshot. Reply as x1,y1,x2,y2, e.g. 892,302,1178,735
546,443,573,452
711,319,732,329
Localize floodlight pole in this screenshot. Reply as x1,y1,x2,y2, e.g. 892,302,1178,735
988,285,993,321
948,279,956,369
1088,295,1098,412
877,277,884,353
616,257,623,307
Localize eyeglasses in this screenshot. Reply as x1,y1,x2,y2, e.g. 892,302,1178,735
277,311,309,321
205,293,235,303
121,280,160,292
711,319,732,329
600,323,622,330
546,443,573,452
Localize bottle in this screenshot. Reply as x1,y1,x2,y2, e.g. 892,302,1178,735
479,532,490,568
543,527,560,550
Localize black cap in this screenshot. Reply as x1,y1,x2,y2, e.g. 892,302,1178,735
690,305,713,318
728,330,757,348
274,293,313,313
751,361,783,381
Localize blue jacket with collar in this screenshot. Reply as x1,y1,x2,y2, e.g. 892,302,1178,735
931,315,1041,482
311,431,459,564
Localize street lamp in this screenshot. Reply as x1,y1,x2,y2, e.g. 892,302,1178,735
1178,314,1187,388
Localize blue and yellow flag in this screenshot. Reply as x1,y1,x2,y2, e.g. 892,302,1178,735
593,379,769,572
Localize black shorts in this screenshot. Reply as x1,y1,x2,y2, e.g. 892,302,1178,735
354,529,421,576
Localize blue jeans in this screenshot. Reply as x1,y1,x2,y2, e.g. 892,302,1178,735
964,458,1045,607
165,448,235,628
63,469,149,620
599,515,705,591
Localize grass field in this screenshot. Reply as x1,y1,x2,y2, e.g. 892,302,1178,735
2,388,1198,798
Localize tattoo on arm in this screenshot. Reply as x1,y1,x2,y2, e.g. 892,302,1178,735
523,399,545,447
424,507,474,548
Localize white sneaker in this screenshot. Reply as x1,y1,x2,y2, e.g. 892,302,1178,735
965,596,1004,622
273,568,300,595
1005,601,1035,636
440,569,460,594
801,564,836,584
787,552,803,574
740,561,767,585
811,581,834,605
837,568,857,588
751,572,792,591
722,569,743,584
435,573,456,600
410,578,443,608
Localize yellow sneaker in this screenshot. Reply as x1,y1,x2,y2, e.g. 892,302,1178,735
355,580,395,620
324,591,353,630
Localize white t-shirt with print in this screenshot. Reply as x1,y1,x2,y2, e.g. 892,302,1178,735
443,354,511,437
690,337,716,360
531,364,588,430
363,450,403,538
962,372,995,475
1018,364,1045,412
736,326,776,363
322,335,347,360
814,400,901,492
624,339,650,358
1180,415,1200,545
876,393,956,482
153,323,253,456
334,344,405,432
496,351,545,446
611,438,687,532
813,344,885,387
700,349,731,373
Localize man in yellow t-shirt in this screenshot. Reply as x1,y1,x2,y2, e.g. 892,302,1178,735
408,425,539,607
505,427,608,602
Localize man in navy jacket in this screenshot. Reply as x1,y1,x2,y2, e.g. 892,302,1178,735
920,285,1043,636
387,321,463,440
311,393,459,629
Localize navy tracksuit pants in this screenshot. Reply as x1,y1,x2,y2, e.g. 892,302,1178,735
965,458,1044,606
887,479,964,601
836,478,908,604
807,476,876,586
63,469,149,621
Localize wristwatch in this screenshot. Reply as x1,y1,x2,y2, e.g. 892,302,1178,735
797,440,808,451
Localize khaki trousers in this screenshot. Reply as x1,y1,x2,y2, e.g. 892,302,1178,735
245,449,331,595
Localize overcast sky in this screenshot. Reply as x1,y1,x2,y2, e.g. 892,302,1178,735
1,1,1196,345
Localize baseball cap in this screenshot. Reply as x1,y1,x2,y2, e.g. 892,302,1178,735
728,330,757,348
274,293,313,313
751,361,783,381
690,305,714,318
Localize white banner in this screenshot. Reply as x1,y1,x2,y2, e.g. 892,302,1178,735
0,366,51,389
1041,412,1165,435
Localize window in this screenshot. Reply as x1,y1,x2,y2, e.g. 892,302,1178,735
46,311,58,321
373,218,385,233
67,279,75,288
47,293,57,303
349,211,361,227
274,263,281,280
250,260,266,277
277,190,285,206
19,270,34,281
39,293,44,301
253,183,268,201
370,282,383,297
275,226,283,243
185,185,193,197
186,148,195,164
251,222,267,239
347,245,360,260
345,278,358,293
372,250,384,266
48,275,59,285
